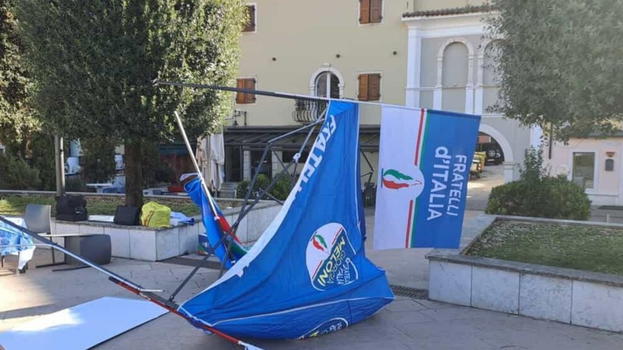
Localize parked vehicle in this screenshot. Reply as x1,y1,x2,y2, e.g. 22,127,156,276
477,142,504,165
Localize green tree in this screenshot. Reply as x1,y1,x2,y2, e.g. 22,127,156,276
0,0,39,155
487,0,623,140
16,0,245,206
81,137,117,184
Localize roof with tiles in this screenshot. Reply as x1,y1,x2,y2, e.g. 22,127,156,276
402,4,493,19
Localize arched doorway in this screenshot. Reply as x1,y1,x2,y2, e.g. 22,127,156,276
476,132,505,165
478,124,514,164
468,125,515,210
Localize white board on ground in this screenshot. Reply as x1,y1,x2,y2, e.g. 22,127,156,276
0,297,167,350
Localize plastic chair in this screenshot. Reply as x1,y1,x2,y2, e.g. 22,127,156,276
24,204,52,269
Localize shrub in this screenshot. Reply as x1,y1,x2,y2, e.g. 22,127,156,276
539,176,591,220
270,173,293,200
0,154,42,190
235,173,294,200
486,148,590,220
486,176,590,220
236,174,270,199
236,180,249,199
65,175,87,192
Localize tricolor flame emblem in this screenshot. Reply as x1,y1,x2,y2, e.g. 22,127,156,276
381,168,422,190
312,234,328,252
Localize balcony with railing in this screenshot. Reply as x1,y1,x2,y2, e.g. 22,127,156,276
292,100,328,124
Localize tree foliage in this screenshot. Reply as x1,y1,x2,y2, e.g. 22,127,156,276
16,0,246,205
0,153,42,190
487,0,623,140
0,0,38,149
81,138,117,184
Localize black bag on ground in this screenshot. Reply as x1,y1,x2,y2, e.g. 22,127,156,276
55,194,88,221
113,205,140,226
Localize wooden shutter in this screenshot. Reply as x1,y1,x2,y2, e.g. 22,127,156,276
236,78,256,104
359,0,370,24
243,5,256,32
368,73,381,100
244,78,256,103
358,73,381,101
236,79,246,104
358,74,369,101
370,0,382,23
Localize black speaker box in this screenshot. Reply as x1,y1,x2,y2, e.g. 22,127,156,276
65,234,111,265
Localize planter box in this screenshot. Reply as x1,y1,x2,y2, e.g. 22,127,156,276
428,216,623,333
51,200,281,261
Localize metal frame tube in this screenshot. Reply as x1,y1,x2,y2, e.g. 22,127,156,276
0,216,158,292
154,79,420,111
174,111,219,217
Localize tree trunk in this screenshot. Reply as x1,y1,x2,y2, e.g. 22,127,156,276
125,139,144,208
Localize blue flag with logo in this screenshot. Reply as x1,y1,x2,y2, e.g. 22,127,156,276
373,107,481,249
178,101,394,339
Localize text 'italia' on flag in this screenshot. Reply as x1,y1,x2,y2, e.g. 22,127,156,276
373,107,481,249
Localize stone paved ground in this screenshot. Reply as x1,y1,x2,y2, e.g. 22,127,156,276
465,165,504,211
2,251,623,350
3,177,623,349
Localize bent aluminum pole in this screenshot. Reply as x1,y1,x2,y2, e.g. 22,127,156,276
173,111,240,242
154,79,420,111
173,111,219,217
0,215,263,350
0,215,158,293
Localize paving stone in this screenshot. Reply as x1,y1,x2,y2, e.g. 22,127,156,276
4,215,623,350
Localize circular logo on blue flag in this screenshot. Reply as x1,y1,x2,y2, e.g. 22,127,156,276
306,223,359,291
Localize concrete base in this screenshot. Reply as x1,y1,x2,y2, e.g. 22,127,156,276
428,256,623,332
50,201,282,261
427,216,623,332
428,216,623,333
51,220,200,261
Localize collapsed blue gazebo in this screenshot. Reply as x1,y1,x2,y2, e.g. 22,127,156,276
0,83,395,350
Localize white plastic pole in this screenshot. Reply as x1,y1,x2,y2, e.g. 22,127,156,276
173,111,219,217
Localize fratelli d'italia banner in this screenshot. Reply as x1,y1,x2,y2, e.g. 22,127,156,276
373,107,481,249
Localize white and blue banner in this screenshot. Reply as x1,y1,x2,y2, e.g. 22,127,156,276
373,108,481,249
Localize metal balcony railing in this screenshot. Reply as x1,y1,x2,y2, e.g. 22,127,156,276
292,100,328,124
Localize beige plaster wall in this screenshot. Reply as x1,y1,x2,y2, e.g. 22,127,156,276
547,138,623,205
237,0,411,126
235,0,487,126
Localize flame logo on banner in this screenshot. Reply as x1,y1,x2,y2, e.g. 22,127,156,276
306,223,359,291
381,168,422,190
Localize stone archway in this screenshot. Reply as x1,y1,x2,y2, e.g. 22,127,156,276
479,124,513,163
478,123,517,183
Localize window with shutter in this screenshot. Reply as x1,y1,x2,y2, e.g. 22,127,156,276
243,5,256,32
359,0,370,24
360,0,382,24
370,0,382,23
236,78,256,104
358,73,381,101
